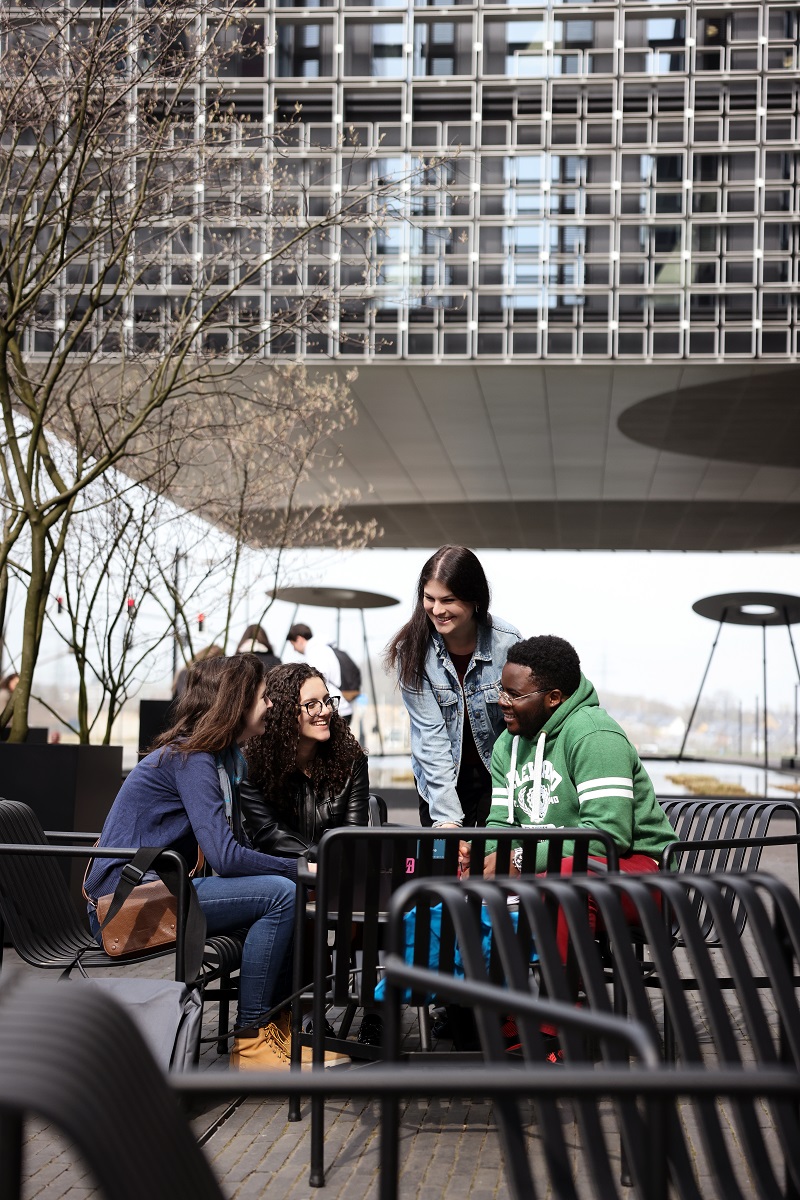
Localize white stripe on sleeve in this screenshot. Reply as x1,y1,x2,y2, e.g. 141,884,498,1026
577,776,632,792
578,787,635,805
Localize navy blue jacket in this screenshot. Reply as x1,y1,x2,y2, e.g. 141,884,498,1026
84,746,297,901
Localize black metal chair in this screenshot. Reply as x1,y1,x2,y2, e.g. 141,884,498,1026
0,972,225,1200
383,870,800,1200
296,824,618,1185
659,797,800,944
661,795,800,880
5,961,800,1200
0,798,243,1054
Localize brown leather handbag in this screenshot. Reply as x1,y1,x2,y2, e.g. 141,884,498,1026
96,879,179,958
90,846,204,964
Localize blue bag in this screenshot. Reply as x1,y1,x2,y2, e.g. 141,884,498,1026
376,903,525,1003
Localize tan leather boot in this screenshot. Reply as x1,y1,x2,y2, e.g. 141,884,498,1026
230,1022,293,1071
272,1010,351,1069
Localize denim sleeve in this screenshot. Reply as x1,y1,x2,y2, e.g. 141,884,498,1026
401,678,464,826
176,753,297,881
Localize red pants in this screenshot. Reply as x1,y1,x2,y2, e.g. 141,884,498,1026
541,854,660,1036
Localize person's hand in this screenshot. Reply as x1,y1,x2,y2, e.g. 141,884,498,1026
458,840,471,878
306,860,317,875
437,822,461,829
482,851,497,880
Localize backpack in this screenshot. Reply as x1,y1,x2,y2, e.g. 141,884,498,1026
329,646,362,699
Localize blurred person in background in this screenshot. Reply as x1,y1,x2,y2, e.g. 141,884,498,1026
235,624,281,674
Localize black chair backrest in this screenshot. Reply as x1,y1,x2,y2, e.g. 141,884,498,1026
384,871,800,1200
659,797,800,943
382,877,661,1200
0,798,95,967
314,825,618,1006
0,973,223,1200
661,797,800,872
547,871,800,1198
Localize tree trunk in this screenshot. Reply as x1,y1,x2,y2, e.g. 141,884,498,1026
9,524,48,742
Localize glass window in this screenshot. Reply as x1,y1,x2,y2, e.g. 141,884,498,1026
515,154,544,183
693,154,721,183
553,18,613,49
376,225,404,255
727,153,755,181
691,224,718,252
212,21,265,78
276,22,334,77
654,154,682,183
483,19,545,76
653,225,681,253
624,16,685,70
769,10,797,40
551,154,581,183
481,157,511,186
345,21,405,77
414,21,472,75
763,223,792,252
730,12,759,41
511,223,542,252
698,15,727,47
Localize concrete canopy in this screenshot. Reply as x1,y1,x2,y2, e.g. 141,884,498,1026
245,361,800,552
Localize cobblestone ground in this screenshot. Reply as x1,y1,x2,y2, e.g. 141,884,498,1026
11,833,799,1200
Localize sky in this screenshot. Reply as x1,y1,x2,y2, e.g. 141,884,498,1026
13,542,800,723
262,547,800,714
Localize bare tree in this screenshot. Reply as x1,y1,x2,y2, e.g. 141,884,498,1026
0,0,436,739
35,477,173,743
32,364,377,741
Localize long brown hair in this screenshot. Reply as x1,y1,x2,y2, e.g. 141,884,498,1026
244,661,365,820
385,545,493,691
154,653,265,755
237,624,274,654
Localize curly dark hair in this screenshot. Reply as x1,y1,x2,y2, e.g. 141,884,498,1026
244,661,366,820
506,636,581,696
384,545,493,691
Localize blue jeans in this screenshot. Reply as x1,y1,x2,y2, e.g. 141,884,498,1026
193,875,296,1030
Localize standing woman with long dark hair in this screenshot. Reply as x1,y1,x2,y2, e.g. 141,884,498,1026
84,654,338,1071
386,546,521,829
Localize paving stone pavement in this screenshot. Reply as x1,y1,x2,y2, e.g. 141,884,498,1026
10,830,800,1200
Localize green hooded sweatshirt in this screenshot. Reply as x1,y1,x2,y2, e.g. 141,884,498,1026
486,673,677,870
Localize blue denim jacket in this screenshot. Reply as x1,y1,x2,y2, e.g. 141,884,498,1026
400,616,522,826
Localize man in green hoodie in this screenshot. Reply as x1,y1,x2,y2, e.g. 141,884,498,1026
474,634,677,877
465,634,676,1062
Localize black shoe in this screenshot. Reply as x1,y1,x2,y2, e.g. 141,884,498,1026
430,1007,452,1040
356,1014,383,1047
303,1017,336,1039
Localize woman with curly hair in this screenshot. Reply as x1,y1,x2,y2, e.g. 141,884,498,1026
242,662,380,1047
241,661,369,860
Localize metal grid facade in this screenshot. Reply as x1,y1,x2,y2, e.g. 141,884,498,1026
29,0,800,363
261,0,799,361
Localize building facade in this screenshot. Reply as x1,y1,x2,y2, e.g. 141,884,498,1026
255,0,799,364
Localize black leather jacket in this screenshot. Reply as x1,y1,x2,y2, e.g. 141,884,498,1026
240,755,370,859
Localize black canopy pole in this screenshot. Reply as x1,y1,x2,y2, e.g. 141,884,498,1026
762,621,768,777
283,603,300,651
678,609,727,760
361,608,385,756
784,607,800,687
